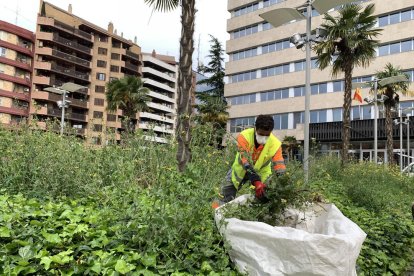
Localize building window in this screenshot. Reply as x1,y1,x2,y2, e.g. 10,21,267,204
378,39,414,56
310,110,327,123
332,108,342,121
352,106,360,120
230,116,255,133
91,137,102,145
96,73,106,81
233,2,259,17
93,111,103,119
111,53,120,60
378,8,414,27
107,114,117,121
231,93,256,105
273,113,289,130
232,48,257,61
261,64,289,78
293,112,304,128
109,77,118,82
97,60,107,68
261,88,289,102
333,81,344,92
0,47,6,57
110,65,119,72
230,70,257,83
263,0,285,8
95,85,105,93
294,86,305,97
94,98,104,106
0,31,8,41
98,35,108,42
232,24,259,39
98,47,108,55
93,124,103,132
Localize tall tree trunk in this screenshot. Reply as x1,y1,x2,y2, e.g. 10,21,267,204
176,0,195,172
385,92,394,165
341,64,353,165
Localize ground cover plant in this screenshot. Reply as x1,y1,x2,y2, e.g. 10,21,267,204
1,124,414,275
309,156,414,275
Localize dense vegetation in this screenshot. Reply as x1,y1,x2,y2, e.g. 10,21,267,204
0,124,413,275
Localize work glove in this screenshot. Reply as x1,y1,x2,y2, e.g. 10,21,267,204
253,180,267,201
244,163,261,183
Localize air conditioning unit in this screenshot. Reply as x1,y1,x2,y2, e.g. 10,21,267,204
23,88,30,92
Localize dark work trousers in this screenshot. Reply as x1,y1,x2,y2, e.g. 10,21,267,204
219,168,248,204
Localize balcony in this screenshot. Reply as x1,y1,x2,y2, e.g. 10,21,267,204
0,56,31,72
50,63,89,81
142,78,175,93
147,102,174,113
33,75,50,85
139,122,174,134
52,49,90,68
48,93,88,109
148,90,175,103
47,108,88,122
54,20,92,41
0,40,33,57
0,89,30,101
0,73,31,86
31,90,49,100
52,34,91,55
309,118,406,142
125,50,140,61
139,112,174,124
124,61,139,72
0,106,28,117
38,17,92,41
142,67,176,83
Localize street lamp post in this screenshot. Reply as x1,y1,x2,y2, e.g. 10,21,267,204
353,74,409,164
44,82,87,136
394,106,414,171
407,114,411,164
260,0,358,183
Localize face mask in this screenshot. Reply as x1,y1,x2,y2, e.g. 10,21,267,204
255,133,269,145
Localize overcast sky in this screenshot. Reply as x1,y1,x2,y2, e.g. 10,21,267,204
0,0,229,66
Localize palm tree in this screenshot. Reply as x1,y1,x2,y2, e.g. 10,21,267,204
314,3,382,164
195,94,228,125
144,0,195,172
375,63,411,165
282,136,298,162
106,76,150,134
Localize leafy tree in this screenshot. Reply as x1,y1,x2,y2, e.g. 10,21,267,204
197,35,225,100
195,35,228,145
375,63,411,165
106,76,150,133
314,3,381,164
144,0,195,172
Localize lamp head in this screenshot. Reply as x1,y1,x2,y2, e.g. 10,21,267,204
290,33,305,49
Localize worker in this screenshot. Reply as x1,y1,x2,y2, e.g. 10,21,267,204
219,114,286,204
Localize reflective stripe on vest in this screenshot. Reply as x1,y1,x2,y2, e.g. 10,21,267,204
231,128,282,187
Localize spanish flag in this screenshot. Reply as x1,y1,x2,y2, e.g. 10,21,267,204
353,88,363,103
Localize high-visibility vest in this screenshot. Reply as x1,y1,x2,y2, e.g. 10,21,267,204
231,128,282,188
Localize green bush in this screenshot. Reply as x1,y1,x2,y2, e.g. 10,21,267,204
310,158,414,275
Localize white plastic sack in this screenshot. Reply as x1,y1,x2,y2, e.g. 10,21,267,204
215,195,366,276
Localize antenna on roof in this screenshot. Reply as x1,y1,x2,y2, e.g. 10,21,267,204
15,0,19,25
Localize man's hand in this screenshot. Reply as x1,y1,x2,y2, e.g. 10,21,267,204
244,163,261,183
253,181,267,200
